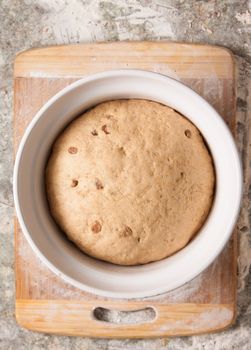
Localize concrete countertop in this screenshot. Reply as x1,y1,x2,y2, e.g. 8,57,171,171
0,1,250,349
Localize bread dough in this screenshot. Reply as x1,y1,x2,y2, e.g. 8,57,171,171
46,99,215,265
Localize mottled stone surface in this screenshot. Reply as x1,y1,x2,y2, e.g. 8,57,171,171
0,0,250,349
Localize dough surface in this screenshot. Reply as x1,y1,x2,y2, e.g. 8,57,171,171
46,99,215,265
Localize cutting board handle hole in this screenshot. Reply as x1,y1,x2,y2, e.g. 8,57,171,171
92,306,156,324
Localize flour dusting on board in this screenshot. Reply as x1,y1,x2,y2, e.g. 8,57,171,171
159,307,233,332
202,72,223,108
152,63,181,80
17,232,204,302
16,233,87,300
148,273,204,303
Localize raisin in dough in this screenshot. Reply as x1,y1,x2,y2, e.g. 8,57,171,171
46,99,215,265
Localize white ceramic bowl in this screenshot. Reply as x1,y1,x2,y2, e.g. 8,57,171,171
13,70,242,299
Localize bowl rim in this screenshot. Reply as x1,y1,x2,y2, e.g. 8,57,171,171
13,69,243,298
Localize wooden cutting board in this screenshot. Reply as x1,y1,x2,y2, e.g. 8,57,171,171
14,42,237,338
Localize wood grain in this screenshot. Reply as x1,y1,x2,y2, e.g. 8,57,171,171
16,300,234,338
14,42,234,79
14,42,237,337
